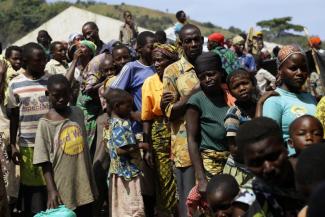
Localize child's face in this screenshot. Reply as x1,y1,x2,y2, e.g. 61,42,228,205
101,58,115,78
53,43,67,62
113,48,131,73
8,50,22,71
289,117,324,154
229,75,255,102
138,37,156,64
207,191,235,217
27,49,46,75
49,83,71,110
115,97,133,119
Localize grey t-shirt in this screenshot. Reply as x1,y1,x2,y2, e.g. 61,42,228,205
33,106,97,209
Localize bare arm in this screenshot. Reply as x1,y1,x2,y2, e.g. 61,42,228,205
41,162,62,209
65,49,82,83
9,107,20,164
255,91,279,118
186,105,207,194
142,121,154,168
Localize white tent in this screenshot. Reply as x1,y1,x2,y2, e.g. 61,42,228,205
10,6,150,46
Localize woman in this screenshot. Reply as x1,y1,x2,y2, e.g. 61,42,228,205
141,43,179,216
263,45,316,155
186,52,234,195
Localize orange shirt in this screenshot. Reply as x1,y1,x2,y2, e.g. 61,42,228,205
141,73,163,121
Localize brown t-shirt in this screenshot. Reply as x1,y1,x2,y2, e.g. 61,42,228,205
33,106,97,209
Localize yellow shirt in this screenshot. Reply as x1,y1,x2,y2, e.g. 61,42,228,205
141,73,163,121
162,56,199,167
316,96,325,137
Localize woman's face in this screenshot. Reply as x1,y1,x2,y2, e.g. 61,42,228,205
280,53,308,93
152,51,171,78
79,44,92,58
198,70,223,93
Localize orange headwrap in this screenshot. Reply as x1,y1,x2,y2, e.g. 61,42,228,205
309,37,321,46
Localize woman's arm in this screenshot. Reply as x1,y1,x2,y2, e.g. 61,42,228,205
142,121,154,168
66,49,82,83
186,105,207,194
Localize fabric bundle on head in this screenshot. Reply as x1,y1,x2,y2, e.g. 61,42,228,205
208,33,224,45
232,35,245,45
153,43,179,61
80,40,97,55
277,45,303,68
68,33,81,44
309,36,321,46
253,31,263,37
194,52,223,74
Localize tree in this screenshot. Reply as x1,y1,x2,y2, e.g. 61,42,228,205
256,17,304,38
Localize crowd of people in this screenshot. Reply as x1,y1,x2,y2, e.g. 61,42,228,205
0,9,324,217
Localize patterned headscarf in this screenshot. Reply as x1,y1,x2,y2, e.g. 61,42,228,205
153,43,179,61
277,45,304,68
80,40,97,56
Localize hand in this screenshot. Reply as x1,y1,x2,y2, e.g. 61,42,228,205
189,83,201,96
73,48,83,62
47,190,62,209
143,149,154,168
0,60,8,77
160,92,175,112
257,91,279,106
198,178,208,196
10,144,21,165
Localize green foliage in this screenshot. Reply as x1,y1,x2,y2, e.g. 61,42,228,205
257,17,304,38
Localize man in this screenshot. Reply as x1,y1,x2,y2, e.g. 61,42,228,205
161,24,203,217
82,21,105,55
235,117,304,217
119,11,138,46
232,35,256,72
207,32,239,75
174,10,187,36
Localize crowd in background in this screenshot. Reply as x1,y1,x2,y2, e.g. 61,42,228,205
0,9,325,217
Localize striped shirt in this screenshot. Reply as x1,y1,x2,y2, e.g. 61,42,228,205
7,73,50,147
224,105,251,137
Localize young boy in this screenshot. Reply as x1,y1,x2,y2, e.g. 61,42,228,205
45,41,68,75
33,74,97,217
7,42,50,217
206,174,240,217
104,88,148,217
288,115,324,156
236,117,304,216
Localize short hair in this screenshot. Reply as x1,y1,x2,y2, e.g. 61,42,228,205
50,41,63,54
137,31,155,47
207,174,239,199
104,88,132,109
82,21,98,31
112,44,130,58
236,117,284,158
179,24,201,42
226,68,257,88
21,42,45,69
176,10,185,19
47,74,71,91
5,45,22,59
155,30,167,44
289,115,324,137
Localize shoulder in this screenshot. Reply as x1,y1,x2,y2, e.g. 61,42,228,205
226,105,241,116
164,60,181,76
188,91,204,105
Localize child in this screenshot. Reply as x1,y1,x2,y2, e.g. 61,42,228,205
206,174,240,217
45,41,68,75
223,69,277,185
104,88,148,217
33,74,97,217
7,42,50,217
288,115,324,166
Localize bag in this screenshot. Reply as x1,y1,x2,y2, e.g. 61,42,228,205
34,205,76,217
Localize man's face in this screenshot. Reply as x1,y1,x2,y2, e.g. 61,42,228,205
82,24,99,43
180,28,203,61
244,136,288,185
